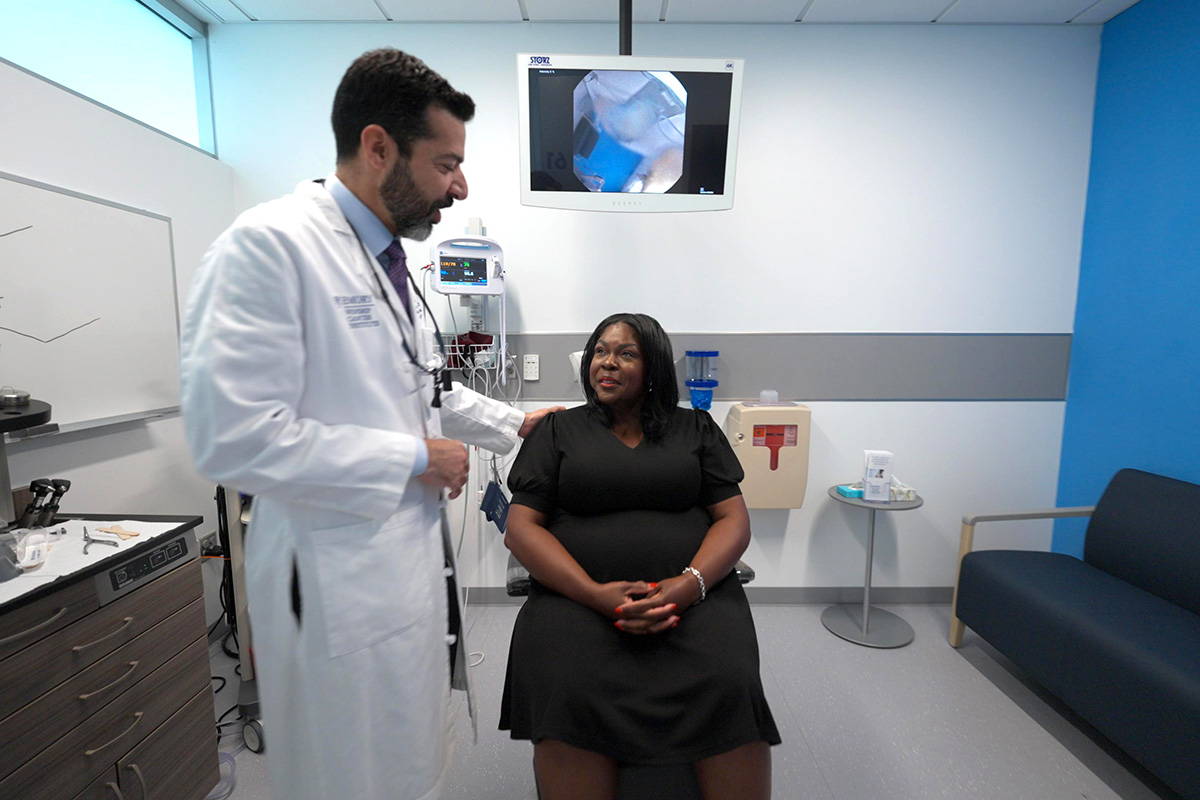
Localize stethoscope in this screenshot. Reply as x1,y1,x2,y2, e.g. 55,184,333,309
359,237,454,408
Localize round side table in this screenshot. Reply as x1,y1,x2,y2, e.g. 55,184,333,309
821,484,923,649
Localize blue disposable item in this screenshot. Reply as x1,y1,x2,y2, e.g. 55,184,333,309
836,485,865,499
685,350,719,410
689,388,714,411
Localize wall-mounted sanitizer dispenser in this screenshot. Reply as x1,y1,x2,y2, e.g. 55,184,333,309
725,397,811,509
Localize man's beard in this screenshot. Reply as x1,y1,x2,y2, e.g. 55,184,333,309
380,159,450,241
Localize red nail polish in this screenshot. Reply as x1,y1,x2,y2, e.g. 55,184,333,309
672,620,679,628
615,607,622,615
649,582,658,588
614,620,623,629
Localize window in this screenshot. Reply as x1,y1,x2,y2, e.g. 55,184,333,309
0,0,213,152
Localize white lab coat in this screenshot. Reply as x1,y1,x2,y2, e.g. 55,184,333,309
180,179,523,800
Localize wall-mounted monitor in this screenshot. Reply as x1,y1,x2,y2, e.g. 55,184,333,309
517,53,744,213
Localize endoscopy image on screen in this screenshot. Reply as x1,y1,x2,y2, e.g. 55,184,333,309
572,70,685,193
527,68,731,195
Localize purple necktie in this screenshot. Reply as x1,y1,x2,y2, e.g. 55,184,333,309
380,239,411,319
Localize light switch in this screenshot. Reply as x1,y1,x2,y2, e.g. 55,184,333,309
522,354,540,381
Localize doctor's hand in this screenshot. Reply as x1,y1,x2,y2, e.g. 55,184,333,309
421,438,469,499
519,406,566,438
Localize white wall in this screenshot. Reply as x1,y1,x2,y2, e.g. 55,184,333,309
206,21,1098,589
2,19,1098,594
209,22,1098,334
451,399,1066,590
1,59,236,617
204,18,1099,587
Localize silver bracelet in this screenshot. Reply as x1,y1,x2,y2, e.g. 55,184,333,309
682,566,706,603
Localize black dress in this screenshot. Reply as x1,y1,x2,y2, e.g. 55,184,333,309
499,405,781,764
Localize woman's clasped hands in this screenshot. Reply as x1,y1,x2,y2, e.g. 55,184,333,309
596,575,703,635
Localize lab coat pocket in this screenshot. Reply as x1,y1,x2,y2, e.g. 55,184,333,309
310,506,436,659
393,358,422,395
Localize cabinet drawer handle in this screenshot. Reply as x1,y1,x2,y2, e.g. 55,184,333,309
126,763,149,800
0,606,67,646
105,781,127,799
73,616,135,653
85,711,143,756
79,661,140,701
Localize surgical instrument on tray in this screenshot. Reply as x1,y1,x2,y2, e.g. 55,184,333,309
83,526,119,555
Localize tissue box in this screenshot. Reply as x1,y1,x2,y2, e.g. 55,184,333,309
863,450,893,502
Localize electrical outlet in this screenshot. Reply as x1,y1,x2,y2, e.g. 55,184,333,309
505,360,517,379
198,530,221,555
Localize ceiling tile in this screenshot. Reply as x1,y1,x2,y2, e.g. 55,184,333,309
160,0,1150,24
666,0,805,23
938,0,1099,24
802,0,952,24
523,0,662,22
173,0,253,23
377,0,524,22
1070,0,1143,24
237,0,386,21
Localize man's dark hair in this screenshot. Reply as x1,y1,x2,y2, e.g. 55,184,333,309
332,48,475,162
581,313,680,442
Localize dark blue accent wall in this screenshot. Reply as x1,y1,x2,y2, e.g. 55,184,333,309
1054,0,1200,555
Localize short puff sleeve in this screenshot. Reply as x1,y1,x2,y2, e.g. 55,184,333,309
507,411,561,515
696,409,745,508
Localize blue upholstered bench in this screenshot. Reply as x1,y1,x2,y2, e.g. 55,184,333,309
951,468,1200,800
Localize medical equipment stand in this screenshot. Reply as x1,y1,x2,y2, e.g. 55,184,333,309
1,399,52,526
821,485,923,648
217,485,266,752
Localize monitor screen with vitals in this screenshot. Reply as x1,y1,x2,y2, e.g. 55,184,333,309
430,237,504,296
517,53,744,213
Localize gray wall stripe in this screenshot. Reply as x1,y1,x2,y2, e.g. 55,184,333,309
495,333,1071,402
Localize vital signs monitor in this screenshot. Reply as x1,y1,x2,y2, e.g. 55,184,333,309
430,236,505,296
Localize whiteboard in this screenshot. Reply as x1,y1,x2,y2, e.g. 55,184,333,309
0,172,180,428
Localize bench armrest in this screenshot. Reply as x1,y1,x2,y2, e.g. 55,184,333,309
949,505,1095,646
962,507,1095,526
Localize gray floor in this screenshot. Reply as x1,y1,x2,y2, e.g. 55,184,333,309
206,602,1182,800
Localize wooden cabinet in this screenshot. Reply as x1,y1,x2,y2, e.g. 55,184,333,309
118,690,218,800
0,520,217,800
68,767,120,800
0,577,97,662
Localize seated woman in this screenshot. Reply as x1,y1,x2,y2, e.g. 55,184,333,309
500,312,779,800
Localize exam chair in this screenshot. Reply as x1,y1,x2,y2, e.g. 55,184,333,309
505,554,756,800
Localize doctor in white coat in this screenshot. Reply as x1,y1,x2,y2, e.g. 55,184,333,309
180,49,559,800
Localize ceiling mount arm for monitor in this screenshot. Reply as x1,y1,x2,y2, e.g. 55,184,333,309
620,0,632,55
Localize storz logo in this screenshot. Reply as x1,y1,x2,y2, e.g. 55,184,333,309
529,56,552,65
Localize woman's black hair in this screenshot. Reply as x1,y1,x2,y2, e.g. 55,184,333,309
581,313,680,441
